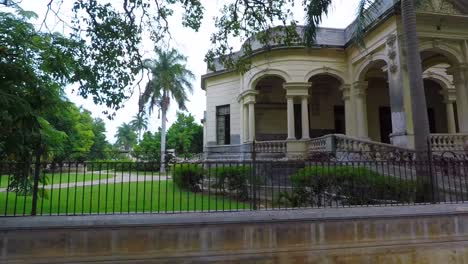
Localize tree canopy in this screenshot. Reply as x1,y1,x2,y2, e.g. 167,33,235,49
1,0,329,86
166,112,203,156
114,123,138,152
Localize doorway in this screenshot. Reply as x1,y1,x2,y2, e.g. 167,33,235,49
334,105,345,134
379,107,392,144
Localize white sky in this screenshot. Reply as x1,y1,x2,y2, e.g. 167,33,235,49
16,0,361,143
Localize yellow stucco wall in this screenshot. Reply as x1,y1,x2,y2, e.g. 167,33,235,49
205,73,241,145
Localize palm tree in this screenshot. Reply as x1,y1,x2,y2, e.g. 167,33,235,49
130,111,148,142
139,48,194,173
115,123,137,152
304,0,433,201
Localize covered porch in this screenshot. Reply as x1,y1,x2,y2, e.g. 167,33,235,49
236,63,468,158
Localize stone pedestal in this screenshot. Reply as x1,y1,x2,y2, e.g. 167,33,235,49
286,140,308,158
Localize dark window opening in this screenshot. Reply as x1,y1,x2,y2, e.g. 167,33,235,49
216,105,230,145
334,105,345,134
427,108,436,133
294,104,302,139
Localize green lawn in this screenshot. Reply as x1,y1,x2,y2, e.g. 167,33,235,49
0,172,114,188
0,181,250,215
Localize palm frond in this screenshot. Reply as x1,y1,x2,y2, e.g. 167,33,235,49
138,47,195,116
353,0,382,48
303,0,332,46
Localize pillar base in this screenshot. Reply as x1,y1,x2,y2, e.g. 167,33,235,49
286,140,307,159
389,132,413,148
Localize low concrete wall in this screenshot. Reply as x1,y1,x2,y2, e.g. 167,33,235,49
2,204,468,263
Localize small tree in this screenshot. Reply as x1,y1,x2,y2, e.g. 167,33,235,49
115,123,137,152
130,111,148,142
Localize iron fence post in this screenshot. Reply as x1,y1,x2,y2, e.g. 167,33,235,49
30,148,42,216
252,140,257,210
427,137,438,204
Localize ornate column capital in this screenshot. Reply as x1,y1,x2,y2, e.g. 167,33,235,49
386,34,397,47
447,65,468,84
237,89,259,103
353,81,368,98
340,84,351,101
440,88,457,103
283,82,311,97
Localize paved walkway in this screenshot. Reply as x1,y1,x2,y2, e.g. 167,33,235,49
0,173,170,193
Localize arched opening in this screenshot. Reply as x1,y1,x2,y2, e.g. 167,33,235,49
307,74,344,137
421,48,462,133
254,75,287,141
361,60,392,143
423,79,449,133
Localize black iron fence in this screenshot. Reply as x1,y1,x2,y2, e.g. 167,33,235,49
1,150,467,216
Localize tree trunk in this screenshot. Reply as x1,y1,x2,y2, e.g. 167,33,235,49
160,102,167,174
400,0,436,202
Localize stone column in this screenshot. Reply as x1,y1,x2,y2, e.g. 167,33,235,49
449,66,468,133
248,103,255,141
440,88,457,134
385,34,410,147
283,82,311,158
243,104,249,142
287,96,295,140
301,96,310,140
240,90,257,142
340,84,352,136
354,81,368,139
445,101,456,134
283,82,312,141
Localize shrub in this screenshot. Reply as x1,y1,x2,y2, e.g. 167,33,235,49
173,164,204,191
281,165,418,207
6,163,48,198
212,166,251,200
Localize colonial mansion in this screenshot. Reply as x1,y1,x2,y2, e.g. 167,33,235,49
201,0,468,159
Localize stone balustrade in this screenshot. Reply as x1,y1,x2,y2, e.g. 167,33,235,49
307,134,417,161
430,134,468,152
333,134,410,153
308,135,330,152
308,134,410,153
254,140,287,153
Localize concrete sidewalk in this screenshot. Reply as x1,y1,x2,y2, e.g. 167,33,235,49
1,203,468,230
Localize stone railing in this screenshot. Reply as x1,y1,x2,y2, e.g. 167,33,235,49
254,140,287,153
308,134,416,161
333,134,411,153
308,135,334,152
430,134,468,152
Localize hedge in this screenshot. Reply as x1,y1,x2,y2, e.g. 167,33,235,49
280,165,419,207
172,164,204,191
212,166,251,200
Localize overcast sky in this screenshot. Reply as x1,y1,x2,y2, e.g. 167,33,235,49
17,0,361,143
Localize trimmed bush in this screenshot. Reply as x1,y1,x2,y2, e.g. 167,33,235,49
212,166,251,200
173,164,204,191
281,165,418,207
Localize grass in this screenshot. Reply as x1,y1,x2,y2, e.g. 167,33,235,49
0,180,250,215
0,172,116,188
